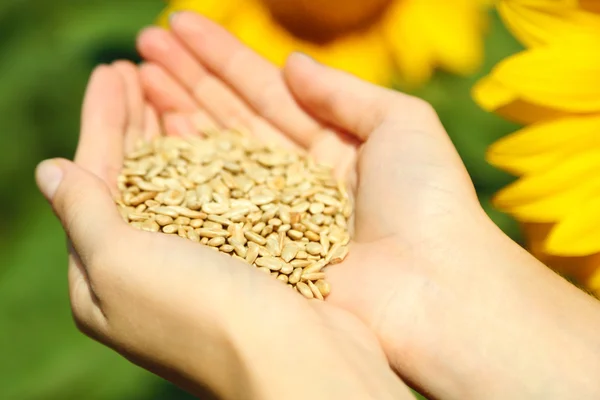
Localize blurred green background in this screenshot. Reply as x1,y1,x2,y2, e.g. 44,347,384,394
0,1,522,399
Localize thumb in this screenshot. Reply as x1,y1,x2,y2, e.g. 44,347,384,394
283,52,443,141
284,53,481,227
283,53,469,179
35,158,126,263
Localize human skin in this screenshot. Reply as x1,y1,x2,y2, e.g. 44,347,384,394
35,57,412,400
35,11,600,400
134,12,600,400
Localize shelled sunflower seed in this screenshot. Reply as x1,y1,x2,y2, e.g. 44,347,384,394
115,130,352,299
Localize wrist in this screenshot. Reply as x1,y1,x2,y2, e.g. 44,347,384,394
225,301,413,400
126,273,412,400
379,223,600,400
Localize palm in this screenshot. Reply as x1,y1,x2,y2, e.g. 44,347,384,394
69,14,485,399
135,19,397,298
72,57,412,393
134,13,483,364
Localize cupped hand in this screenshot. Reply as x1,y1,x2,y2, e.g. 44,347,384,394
35,63,413,399
136,12,600,400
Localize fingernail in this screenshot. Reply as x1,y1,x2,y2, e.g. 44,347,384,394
36,160,63,201
291,52,318,65
168,12,181,27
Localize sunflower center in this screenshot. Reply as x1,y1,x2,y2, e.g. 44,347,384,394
261,0,394,43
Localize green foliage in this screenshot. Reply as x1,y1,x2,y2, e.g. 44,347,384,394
0,1,194,399
0,2,522,399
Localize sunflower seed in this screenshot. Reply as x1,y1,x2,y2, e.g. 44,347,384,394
296,282,314,299
197,228,229,238
117,134,352,299
315,280,331,297
255,257,284,271
244,230,267,246
208,237,226,247
289,268,303,284
306,242,323,256
307,280,324,300
327,244,349,264
162,224,179,234
301,272,327,281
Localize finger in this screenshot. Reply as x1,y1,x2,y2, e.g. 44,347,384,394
139,63,221,137
189,110,220,132
283,54,481,238
284,53,442,141
35,158,129,269
112,61,145,153
163,112,197,137
137,28,254,127
139,62,199,113
137,26,299,149
165,13,324,148
164,110,221,136
138,62,221,137
75,66,126,187
142,104,161,141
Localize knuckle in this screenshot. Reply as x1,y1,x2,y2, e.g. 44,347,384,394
360,97,390,134
410,96,437,118
383,94,441,137
384,88,436,117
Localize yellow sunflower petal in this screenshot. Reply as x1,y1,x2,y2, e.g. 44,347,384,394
522,223,600,289
384,0,484,85
493,150,600,220
588,268,600,292
472,76,519,112
383,0,436,85
226,1,297,66
497,0,600,47
472,76,567,124
545,196,600,256
309,32,394,85
157,0,237,27
473,36,600,121
505,178,600,221
494,150,600,205
491,41,600,111
487,115,600,175
420,0,485,75
228,0,393,84
522,222,554,257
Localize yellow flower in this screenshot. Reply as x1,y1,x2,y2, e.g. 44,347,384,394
158,0,488,86
473,0,600,294
497,0,600,47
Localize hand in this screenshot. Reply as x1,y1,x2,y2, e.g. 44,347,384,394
137,12,600,400
35,63,413,399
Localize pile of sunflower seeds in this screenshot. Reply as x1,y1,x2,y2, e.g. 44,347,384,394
116,130,351,300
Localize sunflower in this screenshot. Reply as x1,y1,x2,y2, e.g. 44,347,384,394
157,0,488,86
473,0,600,294
496,0,600,47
